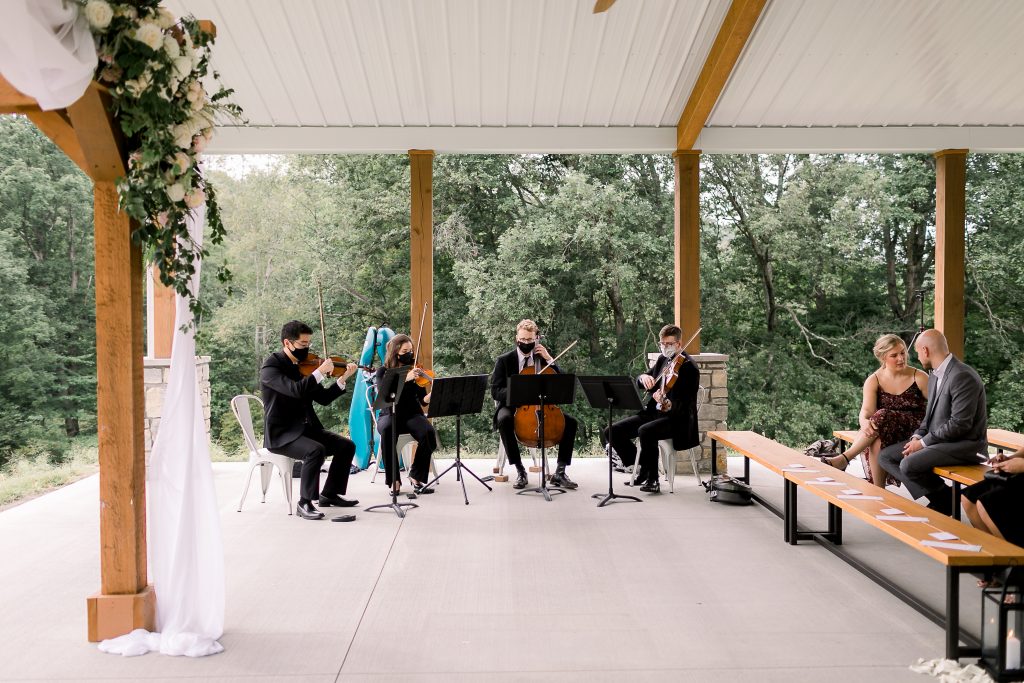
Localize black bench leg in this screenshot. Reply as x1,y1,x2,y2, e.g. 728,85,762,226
786,479,798,545
946,566,960,660
743,455,750,484
711,438,718,477
952,482,962,521
828,502,843,545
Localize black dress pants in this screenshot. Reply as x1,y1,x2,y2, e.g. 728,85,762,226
378,413,436,486
495,406,577,468
272,427,356,501
604,412,674,479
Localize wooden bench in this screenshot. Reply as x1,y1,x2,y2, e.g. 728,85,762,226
709,429,1024,661
833,429,993,521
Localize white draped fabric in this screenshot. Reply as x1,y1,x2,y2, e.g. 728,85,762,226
0,0,96,110
99,198,225,658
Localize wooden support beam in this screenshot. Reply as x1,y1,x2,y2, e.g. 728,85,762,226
934,149,968,359
674,151,702,354
65,82,126,182
26,110,90,176
0,74,40,114
676,0,767,150
409,150,434,369
147,266,176,358
87,181,151,641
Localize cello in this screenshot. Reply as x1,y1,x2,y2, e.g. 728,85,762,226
513,340,578,448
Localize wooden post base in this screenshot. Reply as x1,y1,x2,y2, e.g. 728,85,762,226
493,474,509,482
529,465,542,473
492,466,500,473
87,585,156,642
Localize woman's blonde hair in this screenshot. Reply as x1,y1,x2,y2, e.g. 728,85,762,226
872,334,906,366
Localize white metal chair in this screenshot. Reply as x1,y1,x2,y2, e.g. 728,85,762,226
494,437,547,476
368,409,439,484
232,394,297,515
656,385,709,493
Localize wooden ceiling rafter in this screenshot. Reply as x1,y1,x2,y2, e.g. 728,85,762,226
675,0,767,151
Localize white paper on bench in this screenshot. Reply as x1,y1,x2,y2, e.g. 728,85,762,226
930,531,959,541
920,540,982,552
787,463,808,468
876,515,929,522
881,508,905,515
841,488,860,495
781,468,820,473
814,476,835,481
838,494,883,500
806,481,845,486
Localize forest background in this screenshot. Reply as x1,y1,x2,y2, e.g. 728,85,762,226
2,114,1024,490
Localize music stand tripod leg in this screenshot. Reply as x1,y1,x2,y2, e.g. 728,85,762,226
591,397,641,507
366,415,419,518
424,414,492,505
516,398,565,502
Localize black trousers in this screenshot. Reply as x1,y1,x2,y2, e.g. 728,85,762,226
378,413,436,486
495,406,577,468
271,427,355,502
604,412,674,479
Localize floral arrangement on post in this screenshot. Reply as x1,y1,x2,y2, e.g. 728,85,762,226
80,0,242,319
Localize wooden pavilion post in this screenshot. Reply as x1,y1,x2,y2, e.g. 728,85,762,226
674,151,702,353
147,268,176,359
409,150,434,369
934,149,968,358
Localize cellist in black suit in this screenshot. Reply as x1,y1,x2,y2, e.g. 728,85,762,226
260,320,359,520
490,319,578,491
604,324,699,493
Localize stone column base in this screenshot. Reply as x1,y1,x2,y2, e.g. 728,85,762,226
86,585,156,642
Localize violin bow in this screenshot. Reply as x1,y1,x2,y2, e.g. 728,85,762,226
316,279,329,355
412,301,428,364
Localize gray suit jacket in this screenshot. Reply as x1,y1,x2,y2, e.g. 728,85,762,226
915,356,987,455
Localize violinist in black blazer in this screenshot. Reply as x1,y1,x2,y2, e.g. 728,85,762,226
604,324,699,493
490,319,578,491
260,320,359,520
375,334,437,495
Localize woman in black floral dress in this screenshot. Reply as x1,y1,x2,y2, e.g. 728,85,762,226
823,334,928,487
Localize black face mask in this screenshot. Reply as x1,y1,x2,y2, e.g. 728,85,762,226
290,345,309,361
517,341,536,354
398,352,415,366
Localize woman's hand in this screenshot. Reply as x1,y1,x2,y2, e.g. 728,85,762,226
405,369,418,383
423,391,431,404
864,419,878,439
994,457,1024,475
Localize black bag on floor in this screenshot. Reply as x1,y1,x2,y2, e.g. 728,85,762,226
704,474,753,505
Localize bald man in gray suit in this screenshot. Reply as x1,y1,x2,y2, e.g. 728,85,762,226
879,329,987,515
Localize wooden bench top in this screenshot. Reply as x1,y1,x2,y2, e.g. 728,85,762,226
710,430,1024,568
835,428,1023,453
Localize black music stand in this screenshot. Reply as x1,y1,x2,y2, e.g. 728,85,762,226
423,374,491,505
507,372,576,502
365,365,418,518
578,376,644,507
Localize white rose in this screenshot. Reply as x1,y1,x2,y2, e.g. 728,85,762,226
184,187,206,209
134,22,163,51
173,56,193,80
166,183,186,203
171,151,191,174
192,134,209,153
156,8,177,30
124,72,152,97
186,81,204,103
163,35,180,58
84,1,113,30
172,124,193,149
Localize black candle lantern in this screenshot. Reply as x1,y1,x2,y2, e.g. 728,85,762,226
981,581,1024,681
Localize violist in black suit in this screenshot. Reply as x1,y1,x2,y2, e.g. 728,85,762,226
260,320,359,520
490,319,578,491
604,324,699,493
375,334,438,495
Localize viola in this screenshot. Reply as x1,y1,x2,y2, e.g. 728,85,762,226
649,327,701,412
412,365,435,388
512,340,578,449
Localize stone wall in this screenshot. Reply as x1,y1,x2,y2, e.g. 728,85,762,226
648,352,729,473
143,356,212,465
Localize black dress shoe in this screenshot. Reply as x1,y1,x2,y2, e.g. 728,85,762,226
296,501,324,520
550,470,578,489
411,480,435,495
640,480,661,494
926,491,954,516
628,470,649,486
319,493,359,507
513,471,529,489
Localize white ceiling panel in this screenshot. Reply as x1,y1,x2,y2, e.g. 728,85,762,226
710,0,1024,129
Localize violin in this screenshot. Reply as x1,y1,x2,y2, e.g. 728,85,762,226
513,340,578,448
298,353,372,378
649,327,701,412
411,302,435,388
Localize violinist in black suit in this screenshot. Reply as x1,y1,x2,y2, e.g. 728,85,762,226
490,319,578,491
604,324,699,493
375,333,437,495
260,320,359,520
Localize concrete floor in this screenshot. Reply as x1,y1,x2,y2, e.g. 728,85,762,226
0,455,965,682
